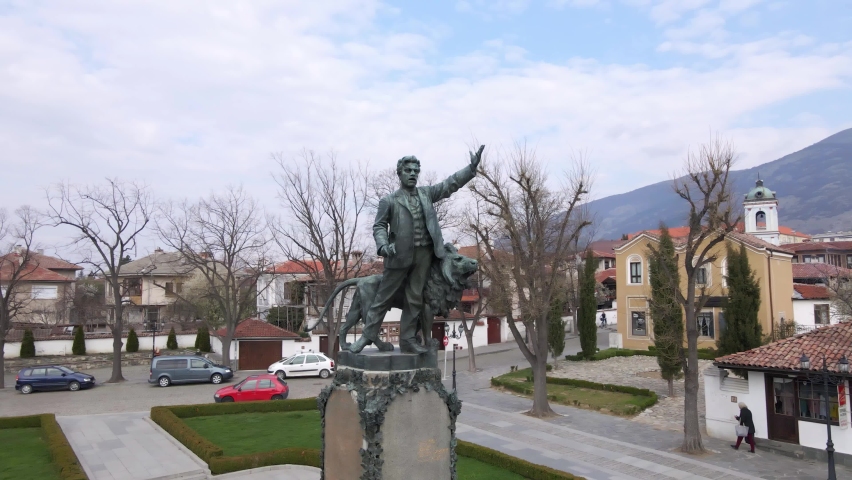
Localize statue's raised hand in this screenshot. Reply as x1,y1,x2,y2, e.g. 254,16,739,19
470,145,485,171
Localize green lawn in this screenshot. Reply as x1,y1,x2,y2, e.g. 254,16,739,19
0,428,60,480
184,411,526,479
496,369,651,416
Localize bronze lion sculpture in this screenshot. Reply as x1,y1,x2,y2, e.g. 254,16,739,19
308,243,478,353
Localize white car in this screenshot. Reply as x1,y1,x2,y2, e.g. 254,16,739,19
267,353,335,379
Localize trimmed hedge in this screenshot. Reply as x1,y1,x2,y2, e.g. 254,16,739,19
491,370,658,413
209,448,321,475
0,414,88,480
150,407,223,461
153,397,586,477
166,397,317,419
458,440,583,480
564,348,655,362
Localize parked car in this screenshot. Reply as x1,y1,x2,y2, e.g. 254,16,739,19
267,353,335,379
15,366,95,394
148,355,233,387
213,374,288,402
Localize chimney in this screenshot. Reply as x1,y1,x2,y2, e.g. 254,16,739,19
36,249,44,254
13,245,23,254
154,247,164,254
199,251,213,260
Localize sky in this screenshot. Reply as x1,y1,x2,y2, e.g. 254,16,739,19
1,0,851,258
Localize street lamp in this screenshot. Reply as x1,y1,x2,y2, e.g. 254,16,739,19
799,353,849,480
444,323,463,391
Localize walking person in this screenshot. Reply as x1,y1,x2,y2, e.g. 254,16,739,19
731,402,756,453
599,312,607,328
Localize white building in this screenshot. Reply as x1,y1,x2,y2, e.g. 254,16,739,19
706,322,852,461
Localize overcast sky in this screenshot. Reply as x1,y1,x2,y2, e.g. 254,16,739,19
2,0,851,259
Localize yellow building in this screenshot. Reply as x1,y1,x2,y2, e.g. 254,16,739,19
614,230,794,350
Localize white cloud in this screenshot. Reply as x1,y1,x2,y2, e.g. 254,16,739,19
0,0,850,253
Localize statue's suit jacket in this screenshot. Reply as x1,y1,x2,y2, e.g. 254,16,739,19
373,165,475,269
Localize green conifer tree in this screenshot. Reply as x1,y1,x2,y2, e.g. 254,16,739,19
578,250,598,359
126,328,139,352
72,325,87,355
166,327,178,350
649,224,684,396
20,329,36,358
717,243,762,357
547,296,566,369
195,326,212,352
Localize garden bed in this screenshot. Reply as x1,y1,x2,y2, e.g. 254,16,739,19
151,399,584,479
492,368,657,416
0,414,87,480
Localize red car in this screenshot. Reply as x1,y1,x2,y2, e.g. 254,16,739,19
213,374,288,403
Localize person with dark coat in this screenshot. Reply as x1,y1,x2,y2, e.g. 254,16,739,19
732,402,756,452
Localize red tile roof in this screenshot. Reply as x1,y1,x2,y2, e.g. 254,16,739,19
595,268,616,283
626,229,792,254
715,322,852,374
793,283,831,300
0,261,75,283
269,260,323,274
217,318,300,339
26,252,83,271
781,241,852,253
792,263,852,279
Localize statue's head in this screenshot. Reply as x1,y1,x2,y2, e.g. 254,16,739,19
396,156,421,189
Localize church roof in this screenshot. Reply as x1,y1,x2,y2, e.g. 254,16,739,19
744,179,776,202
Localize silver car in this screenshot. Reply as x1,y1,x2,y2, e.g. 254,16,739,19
148,355,234,387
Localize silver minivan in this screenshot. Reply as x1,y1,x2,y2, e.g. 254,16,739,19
148,355,234,387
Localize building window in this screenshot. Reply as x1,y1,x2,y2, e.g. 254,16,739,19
814,304,830,325
124,278,142,296
696,266,708,285
461,302,474,314
772,377,796,416
798,380,839,424
31,285,58,300
847,254,852,269
697,311,714,338
631,311,647,336
165,282,183,296
145,308,159,330
628,255,642,284
756,211,766,230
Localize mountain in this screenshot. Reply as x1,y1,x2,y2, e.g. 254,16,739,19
588,129,852,240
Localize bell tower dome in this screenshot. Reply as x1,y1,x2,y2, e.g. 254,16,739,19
743,178,780,245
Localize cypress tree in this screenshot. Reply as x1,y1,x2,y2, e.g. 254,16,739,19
166,327,178,350
72,325,86,355
195,326,212,352
578,250,598,359
126,328,139,353
717,243,762,357
20,329,36,358
547,296,566,369
649,224,684,396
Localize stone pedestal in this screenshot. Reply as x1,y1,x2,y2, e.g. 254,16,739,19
318,351,461,480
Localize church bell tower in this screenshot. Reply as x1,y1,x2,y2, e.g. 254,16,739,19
743,179,780,246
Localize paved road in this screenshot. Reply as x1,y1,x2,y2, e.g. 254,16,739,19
0,364,331,417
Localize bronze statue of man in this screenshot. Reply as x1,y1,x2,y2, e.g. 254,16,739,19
348,146,485,354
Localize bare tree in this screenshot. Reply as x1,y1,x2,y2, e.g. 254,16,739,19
271,150,369,359
469,143,592,417
46,180,152,383
157,186,271,368
670,137,739,453
0,206,42,388
457,253,490,373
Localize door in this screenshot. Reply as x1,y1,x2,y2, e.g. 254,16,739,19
237,379,259,401
256,378,276,400
432,322,446,351
285,355,307,377
487,317,501,344
319,336,328,355
239,340,283,370
170,359,190,382
765,376,799,443
303,355,321,377
189,358,210,382
45,367,67,389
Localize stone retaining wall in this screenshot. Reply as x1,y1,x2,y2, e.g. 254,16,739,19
3,349,201,373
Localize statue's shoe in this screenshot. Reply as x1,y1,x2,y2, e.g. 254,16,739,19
374,339,395,352
399,338,428,354
348,336,373,353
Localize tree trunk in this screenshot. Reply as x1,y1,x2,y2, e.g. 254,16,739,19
668,377,674,397
529,355,555,417
221,335,233,368
465,329,476,372
108,322,125,383
682,320,704,452
0,338,5,389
